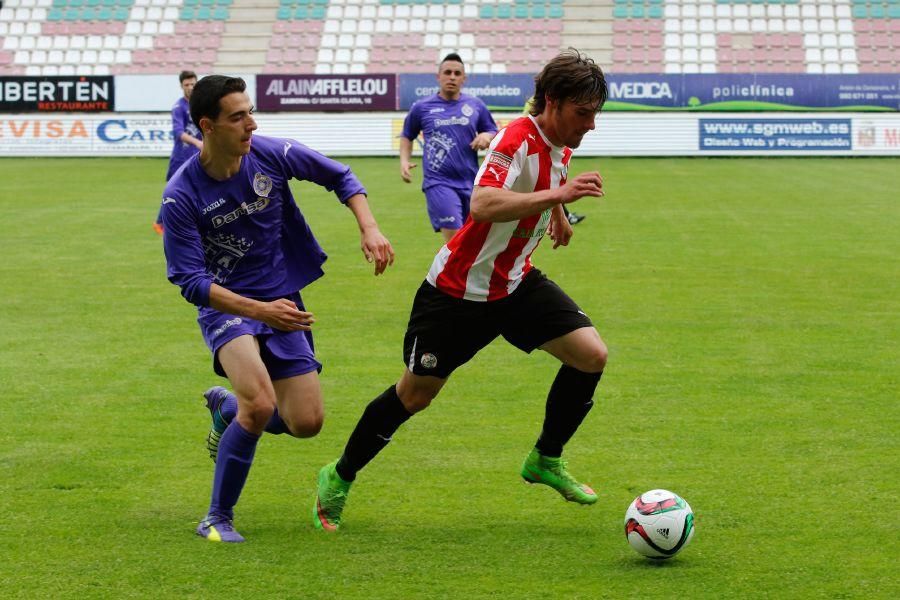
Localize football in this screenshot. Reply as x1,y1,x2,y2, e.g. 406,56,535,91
624,489,695,559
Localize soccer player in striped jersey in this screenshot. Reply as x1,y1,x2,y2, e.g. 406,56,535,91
315,50,609,530
161,75,394,542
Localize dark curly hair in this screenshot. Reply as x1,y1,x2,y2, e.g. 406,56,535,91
529,49,607,116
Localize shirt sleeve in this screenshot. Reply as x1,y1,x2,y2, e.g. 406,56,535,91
400,102,422,141
171,103,187,140
474,128,523,190
160,188,213,307
281,140,366,203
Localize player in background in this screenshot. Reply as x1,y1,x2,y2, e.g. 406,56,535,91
314,50,609,531
153,70,203,235
160,75,394,543
399,53,498,243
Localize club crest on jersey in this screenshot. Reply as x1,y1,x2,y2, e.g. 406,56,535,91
461,103,473,117
420,353,438,369
253,172,273,197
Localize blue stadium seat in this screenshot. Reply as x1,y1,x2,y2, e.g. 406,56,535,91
311,6,325,18
212,6,228,19
277,6,291,19
515,5,528,18
497,4,512,18
548,5,563,18
480,5,494,18
532,5,546,18
48,7,63,19
181,6,195,19
890,6,900,18
869,5,886,17
52,0,66,7
613,6,628,18
648,5,662,17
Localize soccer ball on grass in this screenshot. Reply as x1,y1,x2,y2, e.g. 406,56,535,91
624,489,695,559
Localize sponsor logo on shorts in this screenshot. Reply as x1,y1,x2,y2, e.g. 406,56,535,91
420,353,438,369
438,216,456,223
212,317,243,339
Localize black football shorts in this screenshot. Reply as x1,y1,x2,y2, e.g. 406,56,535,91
402,269,594,379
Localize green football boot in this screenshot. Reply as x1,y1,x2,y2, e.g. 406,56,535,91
520,448,598,505
314,461,352,531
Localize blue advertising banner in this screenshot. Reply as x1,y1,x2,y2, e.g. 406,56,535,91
699,118,852,151
398,74,534,110
399,73,900,112
608,74,900,112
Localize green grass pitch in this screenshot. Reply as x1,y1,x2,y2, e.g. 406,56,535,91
1,156,897,598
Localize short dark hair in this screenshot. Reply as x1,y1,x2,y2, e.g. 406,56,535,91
178,70,197,83
190,75,246,127
529,49,607,116
439,53,464,70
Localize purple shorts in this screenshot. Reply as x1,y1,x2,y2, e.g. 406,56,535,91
197,293,321,381
424,185,471,232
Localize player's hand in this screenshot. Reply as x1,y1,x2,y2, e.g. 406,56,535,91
547,208,573,249
361,227,395,276
559,171,604,204
257,298,315,332
470,132,494,151
400,161,417,183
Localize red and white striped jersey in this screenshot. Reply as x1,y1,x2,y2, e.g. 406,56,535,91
425,116,573,301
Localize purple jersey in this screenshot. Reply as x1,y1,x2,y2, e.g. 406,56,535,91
161,134,366,308
166,96,202,181
401,93,497,191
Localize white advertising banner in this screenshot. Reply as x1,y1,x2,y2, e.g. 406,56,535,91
1,112,898,157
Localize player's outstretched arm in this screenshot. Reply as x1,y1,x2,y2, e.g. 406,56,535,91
347,194,395,276
471,172,604,223
209,283,315,332
399,137,417,183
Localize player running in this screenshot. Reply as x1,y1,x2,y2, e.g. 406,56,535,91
314,50,609,530
160,75,394,542
400,52,498,242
